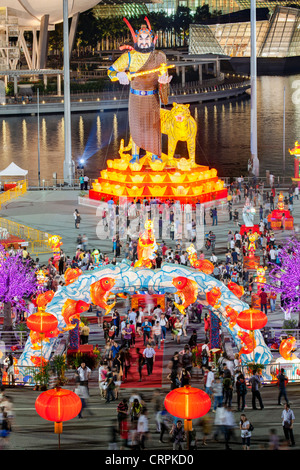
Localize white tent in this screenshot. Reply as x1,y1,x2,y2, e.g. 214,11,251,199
0,163,28,177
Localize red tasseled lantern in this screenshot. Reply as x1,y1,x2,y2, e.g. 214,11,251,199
164,385,211,420
35,387,82,446
27,310,58,334
236,308,268,331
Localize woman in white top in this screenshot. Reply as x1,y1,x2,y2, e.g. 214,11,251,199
136,308,144,337
240,413,251,450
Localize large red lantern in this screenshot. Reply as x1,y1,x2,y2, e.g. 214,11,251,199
236,308,267,363
236,308,267,331
35,387,82,448
164,385,211,449
27,310,58,334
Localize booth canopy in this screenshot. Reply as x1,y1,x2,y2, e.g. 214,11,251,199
0,163,28,177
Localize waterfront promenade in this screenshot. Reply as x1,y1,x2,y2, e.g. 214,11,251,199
0,81,250,116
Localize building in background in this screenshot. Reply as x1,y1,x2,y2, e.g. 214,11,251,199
146,0,300,15
189,6,300,74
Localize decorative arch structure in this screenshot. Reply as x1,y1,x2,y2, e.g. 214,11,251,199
19,263,272,372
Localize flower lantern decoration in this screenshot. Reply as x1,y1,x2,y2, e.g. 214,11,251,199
236,308,268,362
35,387,82,448
164,385,211,449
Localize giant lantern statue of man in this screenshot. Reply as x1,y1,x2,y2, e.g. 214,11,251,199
108,17,172,164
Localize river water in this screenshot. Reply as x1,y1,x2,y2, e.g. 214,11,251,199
1,74,299,186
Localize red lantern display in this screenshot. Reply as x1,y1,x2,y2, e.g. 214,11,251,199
35,387,82,448
236,308,267,363
164,385,211,448
236,308,267,331
27,310,58,334
165,385,211,420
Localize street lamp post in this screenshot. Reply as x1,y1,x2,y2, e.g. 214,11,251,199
250,0,259,177
63,0,73,185
37,87,41,187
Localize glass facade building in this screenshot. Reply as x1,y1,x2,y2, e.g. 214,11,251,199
94,1,149,18
189,6,300,58
145,0,300,15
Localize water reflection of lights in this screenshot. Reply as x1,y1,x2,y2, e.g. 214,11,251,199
79,116,84,151
42,118,47,147
22,120,28,150
97,115,101,146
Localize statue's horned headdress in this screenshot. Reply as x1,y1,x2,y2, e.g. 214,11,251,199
123,17,157,44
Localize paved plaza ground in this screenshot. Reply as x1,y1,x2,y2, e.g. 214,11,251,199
0,186,300,452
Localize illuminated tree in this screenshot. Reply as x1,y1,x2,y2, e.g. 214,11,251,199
0,246,37,330
268,237,300,322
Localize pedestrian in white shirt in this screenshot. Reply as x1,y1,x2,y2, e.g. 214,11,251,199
77,362,91,387
137,407,149,449
128,309,137,325
205,366,214,396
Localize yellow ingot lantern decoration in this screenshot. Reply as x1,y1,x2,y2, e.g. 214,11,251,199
149,185,167,197
88,102,227,204
169,172,186,183
131,174,145,183
149,173,167,183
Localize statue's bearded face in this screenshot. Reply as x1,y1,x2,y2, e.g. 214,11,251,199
137,32,152,49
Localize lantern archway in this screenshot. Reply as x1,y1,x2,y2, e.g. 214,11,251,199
18,263,273,376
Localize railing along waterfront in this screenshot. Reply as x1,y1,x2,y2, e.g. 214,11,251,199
4,78,250,106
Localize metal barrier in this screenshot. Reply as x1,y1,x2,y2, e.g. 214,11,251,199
0,179,27,209
241,362,300,384
0,217,56,255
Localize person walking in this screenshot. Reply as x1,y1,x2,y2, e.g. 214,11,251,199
205,366,214,397
249,371,264,410
137,407,149,450
159,314,168,341
240,413,252,450
136,347,145,382
212,207,218,226
152,320,162,350
141,318,152,346
236,372,247,411
170,420,185,450
73,209,81,229
259,288,268,315
143,343,156,376
77,362,91,388
212,376,223,411
277,368,289,405
281,403,295,447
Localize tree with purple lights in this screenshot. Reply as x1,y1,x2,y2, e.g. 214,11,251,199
268,237,300,322
0,245,37,330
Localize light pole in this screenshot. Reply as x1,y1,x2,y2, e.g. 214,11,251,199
63,0,73,185
37,87,41,187
250,0,259,177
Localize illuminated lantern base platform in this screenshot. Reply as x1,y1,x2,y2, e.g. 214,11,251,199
239,224,260,236
131,293,165,311
88,152,227,204
270,209,293,230
243,255,260,270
